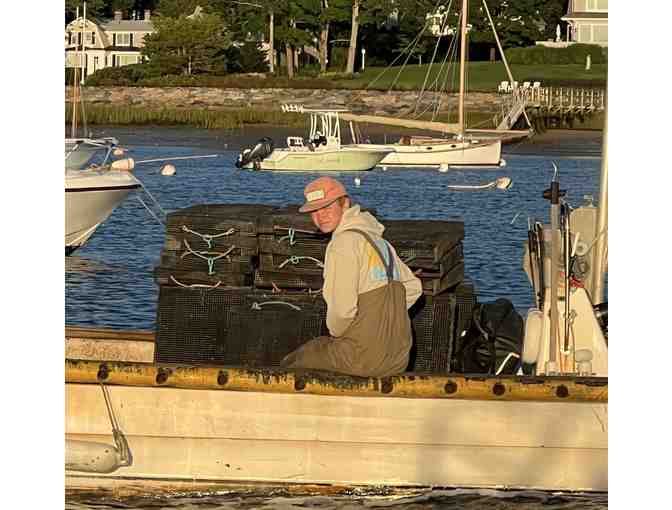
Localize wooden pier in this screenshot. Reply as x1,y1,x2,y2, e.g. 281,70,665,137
497,86,605,131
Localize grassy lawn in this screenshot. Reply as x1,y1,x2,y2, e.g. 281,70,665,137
328,62,607,91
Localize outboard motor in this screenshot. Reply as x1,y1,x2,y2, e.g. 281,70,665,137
236,137,274,169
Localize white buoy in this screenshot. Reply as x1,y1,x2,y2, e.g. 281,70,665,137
381,166,388,172
110,158,135,171
113,147,126,157
438,163,450,173
161,163,177,176
499,158,507,167
354,177,361,187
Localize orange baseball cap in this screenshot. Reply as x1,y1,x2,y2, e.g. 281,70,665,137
299,177,348,213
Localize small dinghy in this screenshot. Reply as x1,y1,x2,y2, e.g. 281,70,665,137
447,176,512,191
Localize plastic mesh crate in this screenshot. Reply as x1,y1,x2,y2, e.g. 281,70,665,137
408,292,457,373
254,270,324,291
383,219,464,265
154,286,327,366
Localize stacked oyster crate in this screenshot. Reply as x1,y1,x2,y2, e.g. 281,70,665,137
154,204,476,373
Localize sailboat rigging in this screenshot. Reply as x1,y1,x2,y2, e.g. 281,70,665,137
344,0,532,169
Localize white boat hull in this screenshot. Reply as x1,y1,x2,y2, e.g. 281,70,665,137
65,169,141,254
364,138,503,168
65,380,607,491
65,138,118,170
243,146,392,172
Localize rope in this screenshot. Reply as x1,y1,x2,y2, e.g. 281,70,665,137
181,240,236,275
170,275,222,290
135,195,165,227
99,383,131,465
181,225,236,249
278,255,324,269
277,227,297,246
251,301,301,311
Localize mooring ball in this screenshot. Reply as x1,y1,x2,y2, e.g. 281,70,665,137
438,163,449,173
161,163,176,176
354,177,361,187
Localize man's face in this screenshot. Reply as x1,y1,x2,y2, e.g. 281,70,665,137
311,198,347,233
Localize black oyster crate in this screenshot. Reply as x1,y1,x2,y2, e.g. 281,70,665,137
154,266,253,288
257,205,326,237
417,261,465,296
407,291,457,373
450,278,478,372
254,270,324,291
258,235,328,258
164,204,279,253
382,219,464,268
259,252,325,275
155,285,328,366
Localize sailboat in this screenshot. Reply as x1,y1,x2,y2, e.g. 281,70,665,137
347,0,531,169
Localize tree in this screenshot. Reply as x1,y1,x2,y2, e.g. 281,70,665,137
141,12,233,75
65,0,107,22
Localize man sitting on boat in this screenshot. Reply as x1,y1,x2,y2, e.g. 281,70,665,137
281,177,422,377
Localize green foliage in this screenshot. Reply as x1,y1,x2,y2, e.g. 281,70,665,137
224,42,270,74
141,12,233,75
85,63,160,85
155,0,201,18
504,44,607,65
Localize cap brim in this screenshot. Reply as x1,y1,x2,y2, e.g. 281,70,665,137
298,198,333,213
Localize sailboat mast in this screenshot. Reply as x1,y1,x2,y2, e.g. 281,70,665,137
457,0,468,136
71,6,80,138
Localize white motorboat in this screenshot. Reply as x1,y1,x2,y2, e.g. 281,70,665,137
65,163,141,255
65,137,119,169
236,106,392,172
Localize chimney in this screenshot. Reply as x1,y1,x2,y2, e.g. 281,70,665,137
114,10,122,21
144,10,151,21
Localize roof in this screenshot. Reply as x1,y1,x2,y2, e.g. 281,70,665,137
100,20,153,32
562,12,608,20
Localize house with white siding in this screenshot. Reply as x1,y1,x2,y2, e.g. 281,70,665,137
65,10,154,76
562,0,608,47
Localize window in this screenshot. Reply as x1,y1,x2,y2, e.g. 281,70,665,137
593,24,608,43
117,54,139,66
85,31,96,46
578,24,591,42
115,33,131,46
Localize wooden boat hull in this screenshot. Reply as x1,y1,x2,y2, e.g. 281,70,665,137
65,351,608,492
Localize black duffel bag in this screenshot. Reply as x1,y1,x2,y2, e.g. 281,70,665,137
452,298,524,375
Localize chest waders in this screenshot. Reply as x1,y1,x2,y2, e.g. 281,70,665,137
281,229,412,377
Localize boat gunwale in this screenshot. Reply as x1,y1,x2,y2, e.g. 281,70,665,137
65,357,607,403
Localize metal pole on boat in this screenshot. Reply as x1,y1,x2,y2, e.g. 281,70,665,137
71,6,79,138
591,99,608,303
81,2,87,85
458,0,468,137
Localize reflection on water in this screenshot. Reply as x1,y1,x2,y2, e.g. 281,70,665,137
66,487,608,510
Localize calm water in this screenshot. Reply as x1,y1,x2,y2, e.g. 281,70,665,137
65,127,606,509
66,126,604,330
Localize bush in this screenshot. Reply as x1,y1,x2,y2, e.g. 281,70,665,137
504,44,607,65
86,63,160,86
